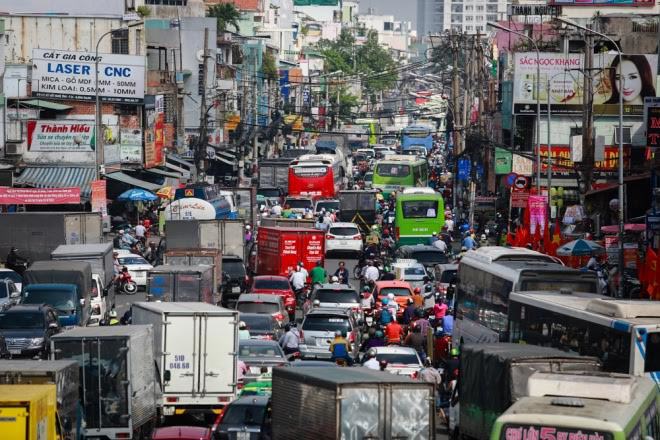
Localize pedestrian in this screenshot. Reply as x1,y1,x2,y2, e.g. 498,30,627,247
238,321,251,340
134,221,146,242
310,260,327,285
362,349,380,370
334,261,349,284
278,323,301,355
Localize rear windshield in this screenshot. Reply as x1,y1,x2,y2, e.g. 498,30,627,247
314,290,359,304
239,343,284,358
286,199,313,209
402,200,438,218
23,289,77,312
118,256,148,265
0,311,44,329
328,226,359,237
240,314,273,330
0,271,22,284
380,287,411,297
237,302,279,314
254,279,290,290
439,270,457,283
303,315,351,332
221,404,266,426
519,278,598,294
404,266,426,276
375,352,420,365
411,251,448,265
224,259,246,277
376,164,410,177
315,201,339,212
258,188,280,198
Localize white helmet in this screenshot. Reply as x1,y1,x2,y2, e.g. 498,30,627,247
118,230,124,235
245,225,251,230
331,275,339,283
109,310,118,318
481,234,487,240
239,321,247,329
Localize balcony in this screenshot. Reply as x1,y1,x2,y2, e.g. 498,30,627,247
147,70,174,87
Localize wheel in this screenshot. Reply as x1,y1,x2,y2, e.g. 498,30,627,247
123,282,138,295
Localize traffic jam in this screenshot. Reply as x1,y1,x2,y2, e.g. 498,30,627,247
0,126,659,440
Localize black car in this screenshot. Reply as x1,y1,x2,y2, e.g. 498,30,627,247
215,395,272,440
395,244,449,269
0,304,60,359
222,255,249,306
240,313,284,341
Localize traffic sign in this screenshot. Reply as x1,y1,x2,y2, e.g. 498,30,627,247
505,173,518,188
513,175,529,191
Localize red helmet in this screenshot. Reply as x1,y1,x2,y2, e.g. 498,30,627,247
413,287,421,294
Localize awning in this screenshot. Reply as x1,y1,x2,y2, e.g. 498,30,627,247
144,167,181,178
20,99,72,111
105,172,161,191
14,166,95,199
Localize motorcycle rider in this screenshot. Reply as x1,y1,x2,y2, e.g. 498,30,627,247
329,330,353,365
333,261,349,284
479,233,489,247
363,260,380,283
310,260,327,285
278,322,301,355
107,310,120,326
289,265,307,301
362,349,380,370
6,246,28,276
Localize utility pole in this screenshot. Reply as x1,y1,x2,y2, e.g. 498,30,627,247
253,47,258,171
580,33,595,199
336,73,341,129
196,27,209,183
451,31,462,216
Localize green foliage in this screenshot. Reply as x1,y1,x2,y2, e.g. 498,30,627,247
136,5,151,17
207,3,241,33
262,51,278,82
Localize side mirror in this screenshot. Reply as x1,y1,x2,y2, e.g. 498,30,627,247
102,288,109,297
10,292,20,299
48,322,59,330
79,298,85,306
164,370,171,382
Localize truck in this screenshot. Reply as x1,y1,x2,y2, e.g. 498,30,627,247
271,366,435,439
338,190,377,233
147,265,217,304
0,384,58,439
259,217,316,229
165,219,245,260
0,212,103,262
50,243,116,325
131,302,238,419
0,360,81,440
453,343,601,440
23,260,93,327
256,227,324,277
259,158,292,193
163,248,222,292
51,325,159,440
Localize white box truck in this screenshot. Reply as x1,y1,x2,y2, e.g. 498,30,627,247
131,302,238,419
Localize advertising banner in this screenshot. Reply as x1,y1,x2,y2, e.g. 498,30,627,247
27,120,94,152
32,48,145,104
495,148,512,174
513,53,657,115
511,191,530,208
120,129,143,164
90,180,107,214
0,187,80,204
512,153,533,176
538,145,630,172
527,195,547,234
457,159,471,181
646,103,660,149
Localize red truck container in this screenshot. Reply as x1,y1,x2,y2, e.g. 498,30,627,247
257,227,325,277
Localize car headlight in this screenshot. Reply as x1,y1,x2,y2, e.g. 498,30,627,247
28,338,44,347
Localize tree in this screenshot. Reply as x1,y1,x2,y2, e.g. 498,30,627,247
207,3,241,33
262,51,278,82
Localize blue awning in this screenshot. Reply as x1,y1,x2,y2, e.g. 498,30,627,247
14,166,96,199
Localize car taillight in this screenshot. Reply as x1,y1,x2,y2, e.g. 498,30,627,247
349,332,355,343
211,408,226,431
352,234,362,240
166,397,179,403
299,330,304,339
275,313,284,321
326,234,335,240
245,275,250,284
264,334,273,340
395,227,400,240
410,371,418,379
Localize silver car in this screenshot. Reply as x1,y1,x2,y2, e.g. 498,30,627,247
303,284,361,316
299,307,360,360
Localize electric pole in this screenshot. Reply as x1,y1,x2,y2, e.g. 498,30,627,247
580,33,595,199
196,27,209,182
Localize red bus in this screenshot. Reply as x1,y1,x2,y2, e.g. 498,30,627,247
288,154,342,199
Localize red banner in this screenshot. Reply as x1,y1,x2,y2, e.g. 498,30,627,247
0,187,81,204
537,145,630,171
511,191,530,208
90,180,107,214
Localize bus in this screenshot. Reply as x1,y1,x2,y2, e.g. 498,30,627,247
394,188,445,245
288,154,343,199
491,372,659,440
507,290,660,384
401,125,433,152
455,247,599,344
354,118,381,145
372,155,428,197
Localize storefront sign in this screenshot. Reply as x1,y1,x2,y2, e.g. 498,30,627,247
120,129,143,164
457,159,471,181
32,48,145,104
27,120,94,152
512,154,533,176
0,187,80,204
90,180,107,214
511,191,530,208
647,104,660,149
538,145,630,172
495,148,512,174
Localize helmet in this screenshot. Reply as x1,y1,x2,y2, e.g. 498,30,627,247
334,330,342,336
362,286,371,292
109,310,118,318
481,234,486,240
413,287,421,294
239,321,247,329
313,299,321,307
371,225,378,231
331,276,339,283
461,246,467,251
118,230,125,235
245,225,251,230
382,298,389,305
367,349,377,358
450,347,460,357
375,330,384,338
387,293,395,300
432,232,437,236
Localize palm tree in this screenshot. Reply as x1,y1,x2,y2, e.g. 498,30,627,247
207,3,241,33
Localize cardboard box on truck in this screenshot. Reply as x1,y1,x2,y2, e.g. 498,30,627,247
166,219,245,260
131,302,238,417
0,360,80,440
0,384,58,439
256,227,325,277
0,212,102,262
147,265,216,304
272,366,435,440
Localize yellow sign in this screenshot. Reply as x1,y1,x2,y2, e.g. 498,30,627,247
224,114,240,132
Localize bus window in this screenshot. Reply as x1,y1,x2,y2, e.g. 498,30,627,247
376,164,410,176
644,332,660,372
401,200,438,218
519,278,598,294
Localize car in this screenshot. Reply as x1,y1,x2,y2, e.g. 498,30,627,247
151,426,213,440
313,198,340,214
374,280,414,316
363,172,373,188
250,275,296,321
213,395,272,440
286,359,338,367
221,255,249,305
434,263,458,298
0,268,23,291
283,196,314,215
303,284,360,316
325,222,363,256
0,279,20,311
392,259,429,290
256,195,273,212
236,293,288,325
239,339,288,378
0,304,60,359
298,307,361,360
239,312,285,341
116,253,152,288
395,244,449,269
257,186,284,205
366,346,423,377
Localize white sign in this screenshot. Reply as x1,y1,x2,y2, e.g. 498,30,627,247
32,48,145,104
120,129,143,163
27,120,94,152
512,153,533,176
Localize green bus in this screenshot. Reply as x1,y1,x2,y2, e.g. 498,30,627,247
394,188,444,245
490,372,660,440
354,118,381,145
372,155,428,197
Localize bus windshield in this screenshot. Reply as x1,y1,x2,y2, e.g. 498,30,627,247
403,130,431,138
376,164,410,177
293,166,328,177
402,200,438,218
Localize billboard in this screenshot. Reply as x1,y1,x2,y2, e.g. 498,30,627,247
538,145,630,171
495,148,512,174
0,187,80,204
120,129,143,164
513,53,658,115
647,103,660,150
549,0,652,6
27,120,94,152
32,49,145,104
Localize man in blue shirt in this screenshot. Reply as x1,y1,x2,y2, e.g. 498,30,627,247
462,232,476,250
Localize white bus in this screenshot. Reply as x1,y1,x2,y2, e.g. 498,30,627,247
508,290,660,385
455,247,599,344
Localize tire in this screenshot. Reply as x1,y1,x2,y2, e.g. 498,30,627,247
123,282,138,295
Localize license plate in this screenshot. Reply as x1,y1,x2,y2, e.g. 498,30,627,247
339,240,348,245
232,286,241,293
162,406,175,416
236,432,250,440
9,349,20,355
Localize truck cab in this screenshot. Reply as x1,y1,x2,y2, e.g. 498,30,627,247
22,284,88,327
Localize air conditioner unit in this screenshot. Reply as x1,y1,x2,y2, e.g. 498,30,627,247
614,126,632,144
5,144,23,155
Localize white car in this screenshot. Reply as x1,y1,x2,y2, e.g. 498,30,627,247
392,259,429,290
368,346,423,377
325,222,363,256
117,253,153,288
0,268,23,291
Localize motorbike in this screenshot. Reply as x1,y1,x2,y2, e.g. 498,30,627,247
117,270,138,295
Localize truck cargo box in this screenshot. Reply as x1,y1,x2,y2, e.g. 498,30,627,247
0,384,57,439
272,366,435,439
147,264,216,304
165,219,245,260
51,243,114,287
256,227,324,277
163,248,222,291
259,217,317,229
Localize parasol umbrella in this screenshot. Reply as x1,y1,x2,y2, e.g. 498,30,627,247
117,188,159,202
556,239,605,257
156,186,175,200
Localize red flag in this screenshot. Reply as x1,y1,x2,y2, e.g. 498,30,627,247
646,248,657,298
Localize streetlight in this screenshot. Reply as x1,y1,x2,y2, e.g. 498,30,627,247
487,22,542,192
556,17,625,298
95,28,127,180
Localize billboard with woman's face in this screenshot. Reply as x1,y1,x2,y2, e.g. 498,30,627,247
593,54,657,114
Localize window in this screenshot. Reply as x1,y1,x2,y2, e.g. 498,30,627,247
384,22,394,31
145,0,188,4
111,29,129,55
401,200,439,218
476,26,483,32
465,15,473,21
476,5,484,10
487,4,498,11
476,16,484,21
135,29,141,55
465,5,473,11
376,164,410,177
614,126,632,144
487,14,498,21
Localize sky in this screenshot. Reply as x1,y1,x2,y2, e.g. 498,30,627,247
358,0,417,28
